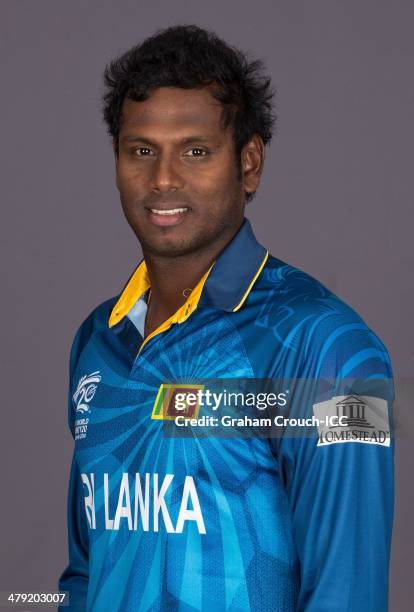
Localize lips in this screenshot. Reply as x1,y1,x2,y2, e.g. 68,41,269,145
149,207,188,216
145,204,191,227
145,200,192,211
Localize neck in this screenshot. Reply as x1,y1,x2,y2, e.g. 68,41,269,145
144,252,210,304
142,219,244,336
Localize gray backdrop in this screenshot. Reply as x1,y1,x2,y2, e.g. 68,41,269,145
1,0,412,610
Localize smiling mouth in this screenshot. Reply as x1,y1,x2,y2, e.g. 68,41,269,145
145,205,191,227
149,207,189,216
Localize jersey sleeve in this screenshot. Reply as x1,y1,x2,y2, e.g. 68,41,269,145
58,320,92,611
277,320,395,611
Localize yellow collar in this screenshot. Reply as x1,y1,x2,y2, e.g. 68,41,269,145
108,259,214,329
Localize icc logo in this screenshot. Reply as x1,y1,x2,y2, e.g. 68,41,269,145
73,371,102,413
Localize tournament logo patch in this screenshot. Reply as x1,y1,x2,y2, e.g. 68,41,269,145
73,370,102,441
313,394,390,446
73,371,102,414
151,384,205,420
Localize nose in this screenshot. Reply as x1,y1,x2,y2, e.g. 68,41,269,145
151,153,184,193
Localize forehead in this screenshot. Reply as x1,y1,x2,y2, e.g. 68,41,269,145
120,87,227,134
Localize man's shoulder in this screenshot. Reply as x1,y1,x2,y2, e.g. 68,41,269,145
257,254,392,375
69,295,119,358
261,253,366,322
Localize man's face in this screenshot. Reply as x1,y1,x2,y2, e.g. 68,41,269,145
114,86,257,258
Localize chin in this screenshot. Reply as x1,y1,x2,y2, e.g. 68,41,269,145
146,243,198,258
142,234,208,258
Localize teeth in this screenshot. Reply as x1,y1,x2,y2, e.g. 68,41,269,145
150,208,188,215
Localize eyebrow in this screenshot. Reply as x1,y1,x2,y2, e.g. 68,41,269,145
122,135,213,145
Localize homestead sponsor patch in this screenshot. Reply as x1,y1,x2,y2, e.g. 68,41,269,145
313,394,390,446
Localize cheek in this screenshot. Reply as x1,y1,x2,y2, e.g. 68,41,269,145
192,158,239,195
209,166,242,206
117,166,146,199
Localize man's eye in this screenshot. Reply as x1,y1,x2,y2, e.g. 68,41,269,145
134,147,154,156
185,148,208,157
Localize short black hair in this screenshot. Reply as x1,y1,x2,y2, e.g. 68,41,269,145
102,24,277,201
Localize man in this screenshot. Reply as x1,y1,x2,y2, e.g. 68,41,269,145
58,25,394,611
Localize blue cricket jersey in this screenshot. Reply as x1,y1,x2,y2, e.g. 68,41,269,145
58,218,394,611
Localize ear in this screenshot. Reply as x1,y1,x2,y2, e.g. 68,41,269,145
241,135,265,199
112,138,120,190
